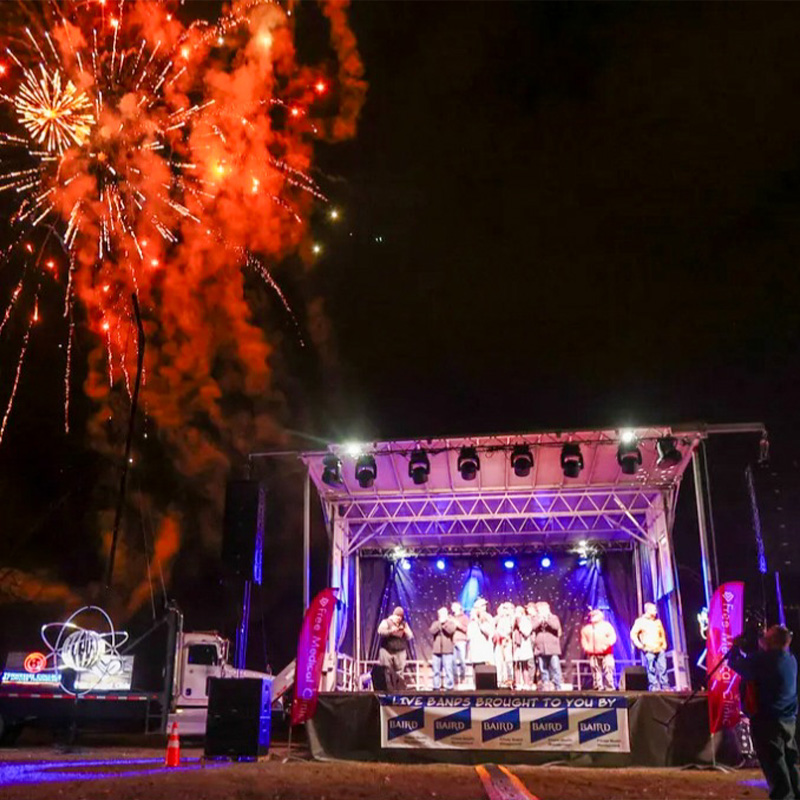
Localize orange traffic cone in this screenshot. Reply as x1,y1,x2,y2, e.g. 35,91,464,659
165,721,181,767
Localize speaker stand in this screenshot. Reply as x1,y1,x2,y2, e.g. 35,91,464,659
281,723,307,763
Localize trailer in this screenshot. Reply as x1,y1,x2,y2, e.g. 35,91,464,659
0,605,271,743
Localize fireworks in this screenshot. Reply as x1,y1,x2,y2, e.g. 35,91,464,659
0,0,364,446
7,65,95,154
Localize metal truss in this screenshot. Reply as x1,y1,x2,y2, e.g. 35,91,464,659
358,540,634,558
341,487,662,555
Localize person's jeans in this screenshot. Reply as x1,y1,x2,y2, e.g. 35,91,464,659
536,654,563,689
589,654,616,690
453,641,467,684
750,716,800,800
644,650,669,691
432,653,454,690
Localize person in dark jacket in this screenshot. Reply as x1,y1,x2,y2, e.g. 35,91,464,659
429,606,457,690
377,606,413,691
532,601,563,690
729,625,800,800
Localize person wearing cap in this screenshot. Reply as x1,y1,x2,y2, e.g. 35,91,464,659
730,625,799,800
467,598,494,677
581,608,617,691
630,602,669,691
377,606,414,691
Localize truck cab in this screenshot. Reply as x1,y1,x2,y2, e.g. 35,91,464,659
170,631,270,735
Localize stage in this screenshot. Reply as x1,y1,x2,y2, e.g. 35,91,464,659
307,690,742,767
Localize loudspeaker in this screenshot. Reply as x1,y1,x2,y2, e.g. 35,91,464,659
474,664,498,690
371,665,388,691
222,480,266,582
205,677,271,759
621,666,648,691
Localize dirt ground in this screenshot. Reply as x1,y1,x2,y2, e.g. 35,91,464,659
0,745,769,800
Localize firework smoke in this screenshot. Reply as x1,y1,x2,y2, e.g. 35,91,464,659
0,0,365,615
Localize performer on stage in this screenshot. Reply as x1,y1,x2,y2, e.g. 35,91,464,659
630,602,669,691
494,602,515,689
581,608,617,691
467,598,494,671
429,606,457,690
450,601,469,688
513,605,534,690
532,601,563,690
377,606,414,691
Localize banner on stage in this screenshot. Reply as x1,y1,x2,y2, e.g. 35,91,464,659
707,581,744,734
379,694,630,752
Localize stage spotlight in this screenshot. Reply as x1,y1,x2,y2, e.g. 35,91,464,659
321,453,342,486
656,436,682,467
435,558,446,571
458,447,480,480
511,445,533,477
401,558,411,571
540,555,552,569
355,454,377,488
617,438,642,475
619,429,637,444
344,441,364,458
408,449,430,485
503,558,515,570
560,443,584,478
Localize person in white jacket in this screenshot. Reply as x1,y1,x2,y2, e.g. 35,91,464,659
467,598,495,675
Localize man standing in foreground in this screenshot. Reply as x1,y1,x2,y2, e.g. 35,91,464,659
730,625,800,800
377,606,414,691
630,602,669,691
429,606,457,690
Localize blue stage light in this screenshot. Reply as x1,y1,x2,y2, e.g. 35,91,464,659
401,558,411,571
578,558,588,566
540,556,552,569
435,558,446,571
503,558,515,570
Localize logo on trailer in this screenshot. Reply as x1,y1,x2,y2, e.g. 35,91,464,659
482,708,520,742
41,605,129,696
387,707,425,740
23,652,46,674
434,707,471,741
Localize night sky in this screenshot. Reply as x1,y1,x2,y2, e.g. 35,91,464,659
3,2,800,671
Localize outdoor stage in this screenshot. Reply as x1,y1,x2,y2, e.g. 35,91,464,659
307,690,741,767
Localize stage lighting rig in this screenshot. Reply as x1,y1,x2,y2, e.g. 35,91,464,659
355,453,377,488
617,437,642,475
560,443,584,478
458,447,480,480
656,436,682,467
408,449,430,485
510,445,533,477
321,453,342,486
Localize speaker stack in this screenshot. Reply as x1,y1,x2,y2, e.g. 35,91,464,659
222,480,266,582
204,677,271,759
620,666,649,691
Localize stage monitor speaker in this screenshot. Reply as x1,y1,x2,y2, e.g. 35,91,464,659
371,664,388,691
222,480,266,582
205,677,271,759
621,666,648,691
474,664,498,690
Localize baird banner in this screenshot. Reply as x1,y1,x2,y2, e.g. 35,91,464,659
379,694,630,752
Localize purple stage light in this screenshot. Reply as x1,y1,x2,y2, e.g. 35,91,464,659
503,558,515,570
540,555,552,569
435,558,445,571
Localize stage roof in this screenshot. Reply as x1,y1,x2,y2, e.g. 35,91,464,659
301,426,704,552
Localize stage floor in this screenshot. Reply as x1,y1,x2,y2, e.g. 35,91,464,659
307,691,742,767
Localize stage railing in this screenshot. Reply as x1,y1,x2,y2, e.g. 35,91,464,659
347,651,687,692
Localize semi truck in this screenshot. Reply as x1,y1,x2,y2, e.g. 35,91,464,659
0,605,272,744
